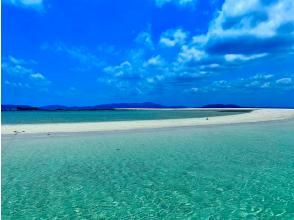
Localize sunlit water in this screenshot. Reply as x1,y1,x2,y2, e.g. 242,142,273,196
2,110,248,124
2,120,294,219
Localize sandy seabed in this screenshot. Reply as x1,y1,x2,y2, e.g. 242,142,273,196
2,109,294,135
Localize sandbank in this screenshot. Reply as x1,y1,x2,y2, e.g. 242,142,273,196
2,109,294,135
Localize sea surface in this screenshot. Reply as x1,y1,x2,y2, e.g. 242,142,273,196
1,109,249,124
2,119,294,219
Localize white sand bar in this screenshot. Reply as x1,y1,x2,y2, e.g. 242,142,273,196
2,109,294,135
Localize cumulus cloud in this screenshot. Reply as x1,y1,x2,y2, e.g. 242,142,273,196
152,0,294,81
153,0,294,90
189,74,294,93
103,61,134,78
3,0,44,11
249,76,293,90
100,60,148,93
160,29,187,47
205,0,294,55
145,55,163,66
241,74,293,90
158,0,294,72
99,43,208,94
96,0,294,95
2,56,51,88
177,45,206,63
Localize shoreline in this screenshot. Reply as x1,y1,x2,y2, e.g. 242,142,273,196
3,119,294,140
2,109,294,135
114,108,258,110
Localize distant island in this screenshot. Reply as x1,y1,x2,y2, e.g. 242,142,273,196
201,104,242,108
1,103,245,111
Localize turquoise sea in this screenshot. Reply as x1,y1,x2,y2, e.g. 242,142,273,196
1,110,249,124
2,118,294,219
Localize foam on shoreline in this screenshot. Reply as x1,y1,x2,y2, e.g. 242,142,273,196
2,109,294,135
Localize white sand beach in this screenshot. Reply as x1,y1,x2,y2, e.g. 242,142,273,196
2,109,294,135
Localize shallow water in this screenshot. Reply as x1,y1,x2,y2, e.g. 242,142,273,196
2,120,294,219
1,110,248,124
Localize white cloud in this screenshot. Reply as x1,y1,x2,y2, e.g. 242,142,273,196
208,63,220,68
209,0,294,38
135,31,154,49
160,38,176,47
3,63,32,76
57,44,98,63
104,61,133,77
2,55,51,87
260,82,270,88
43,43,104,69
4,0,44,11
190,87,199,93
97,0,294,94
212,80,231,88
160,29,187,47
155,0,196,7
224,53,267,62
194,73,294,93
30,72,45,80
246,80,260,88
4,80,30,88
276,77,293,85
221,0,260,18
146,75,165,84
192,35,207,45
178,45,206,63
101,60,147,94
200,63,220,69
145,55,163,66
7,56,26,65
253,74,273,80
176,0,294,65
152,0,294,81
244,79,271,89
146,78,155,84
2,57,33,76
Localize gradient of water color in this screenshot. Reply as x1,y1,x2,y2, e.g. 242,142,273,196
1,110,249,124
2,120,294,219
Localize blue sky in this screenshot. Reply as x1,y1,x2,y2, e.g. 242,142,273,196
2,0,294,107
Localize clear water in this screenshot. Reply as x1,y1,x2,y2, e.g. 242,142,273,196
1,110,249,124
2,120,294,219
